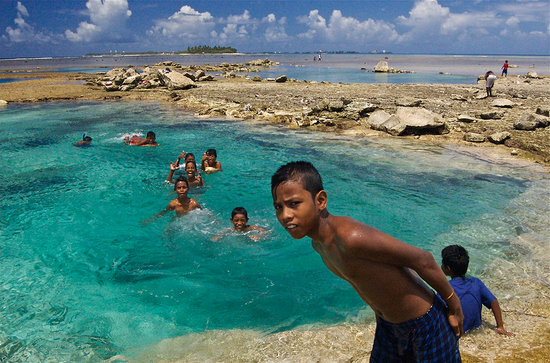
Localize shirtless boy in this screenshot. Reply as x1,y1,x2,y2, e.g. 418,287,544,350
201,149,222,174
271,161,463,362
167,160,204,187
124,131,159,147
213,207,266,241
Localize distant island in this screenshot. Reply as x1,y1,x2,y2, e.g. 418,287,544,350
85,45,237,57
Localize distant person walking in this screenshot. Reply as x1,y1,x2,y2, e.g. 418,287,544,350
484,71,497,98
501,60,509,77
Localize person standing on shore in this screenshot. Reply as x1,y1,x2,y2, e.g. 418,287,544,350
271,161,463,362
484,71,497,97
501,60,509,77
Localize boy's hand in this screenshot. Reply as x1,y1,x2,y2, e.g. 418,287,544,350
170,162,178,171
179,151,186,159
495,327,516,336
446,295,464,337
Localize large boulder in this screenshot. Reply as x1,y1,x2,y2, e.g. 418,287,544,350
373,61,389,72
368,108,445,136
394,107,446,134
488,132,511,144
157,70,196,90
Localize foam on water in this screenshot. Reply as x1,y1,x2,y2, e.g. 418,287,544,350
0,102,548,362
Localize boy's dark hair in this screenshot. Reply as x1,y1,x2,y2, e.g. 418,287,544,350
442,245,469,277
271,161,324,199
185,160,197,169
206,149,217,157
231,207,248,219
185,153,195,161
174,175,189,190
147,131,156,139
84,136,92,141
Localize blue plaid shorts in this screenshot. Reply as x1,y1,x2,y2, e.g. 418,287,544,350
370,295,461,362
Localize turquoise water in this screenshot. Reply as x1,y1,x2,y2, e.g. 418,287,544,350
0,101,548,362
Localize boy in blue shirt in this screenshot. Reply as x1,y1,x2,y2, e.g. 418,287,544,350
441,245,514,335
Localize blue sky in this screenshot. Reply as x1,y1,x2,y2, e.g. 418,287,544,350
1,0,549,58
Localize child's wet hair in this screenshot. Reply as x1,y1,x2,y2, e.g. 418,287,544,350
185,153,195,161
206,149,217,157
84,136,92,141
442,245,469,277
147,131,156,139
271,161,324,199
185,160,198,170
174,175,189,189
231,207,248,219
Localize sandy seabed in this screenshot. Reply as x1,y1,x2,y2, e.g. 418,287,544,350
1,69,549,363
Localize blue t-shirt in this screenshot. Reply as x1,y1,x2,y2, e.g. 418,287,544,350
449,277,496,333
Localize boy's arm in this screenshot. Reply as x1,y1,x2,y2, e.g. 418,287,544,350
167,162,178,183
346,225,464,336
490,299,515,336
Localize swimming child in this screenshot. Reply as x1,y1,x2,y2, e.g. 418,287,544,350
175,151,196,168
143,176,201,225
74,134,92,146
271,161,463,362
167,160,204,187
201,149,222,174
212,207,266,242
124,131,159,147
441,245,515,336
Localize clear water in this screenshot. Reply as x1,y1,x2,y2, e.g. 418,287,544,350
0,102,548,362
2,53,548,84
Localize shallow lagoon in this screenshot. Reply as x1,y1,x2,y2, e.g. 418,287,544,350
0,101,548,362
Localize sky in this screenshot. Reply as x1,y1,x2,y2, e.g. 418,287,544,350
1,0,549,58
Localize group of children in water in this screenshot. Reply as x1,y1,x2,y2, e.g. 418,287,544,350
76,132,514,361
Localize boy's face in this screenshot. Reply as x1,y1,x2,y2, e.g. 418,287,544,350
185,163,196,177
186,156,196,164
175,181,189,197
230,214,248,231
273,180,324,239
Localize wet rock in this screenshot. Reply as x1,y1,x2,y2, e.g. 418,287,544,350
464,132,486,143
492,99,515,108
198,75,214,82
488,131,511,144
194,69,206,80
276,75,288,83
251,75,262,82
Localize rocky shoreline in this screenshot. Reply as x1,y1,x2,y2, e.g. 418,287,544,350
1,60,549,166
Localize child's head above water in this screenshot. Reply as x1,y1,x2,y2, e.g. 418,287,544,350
231,207,248,220
185,153,195,163
205,149,217,158
146,131,156,140
271,161,324,199
441,245,469,278
230,207,249,230
174,175,189,190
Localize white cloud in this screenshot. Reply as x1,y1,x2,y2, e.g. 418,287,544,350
3,2,53,43
262,14,290,42
147,5,215,41
505,16,520,27
297,10,398,44
65,0,133,42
